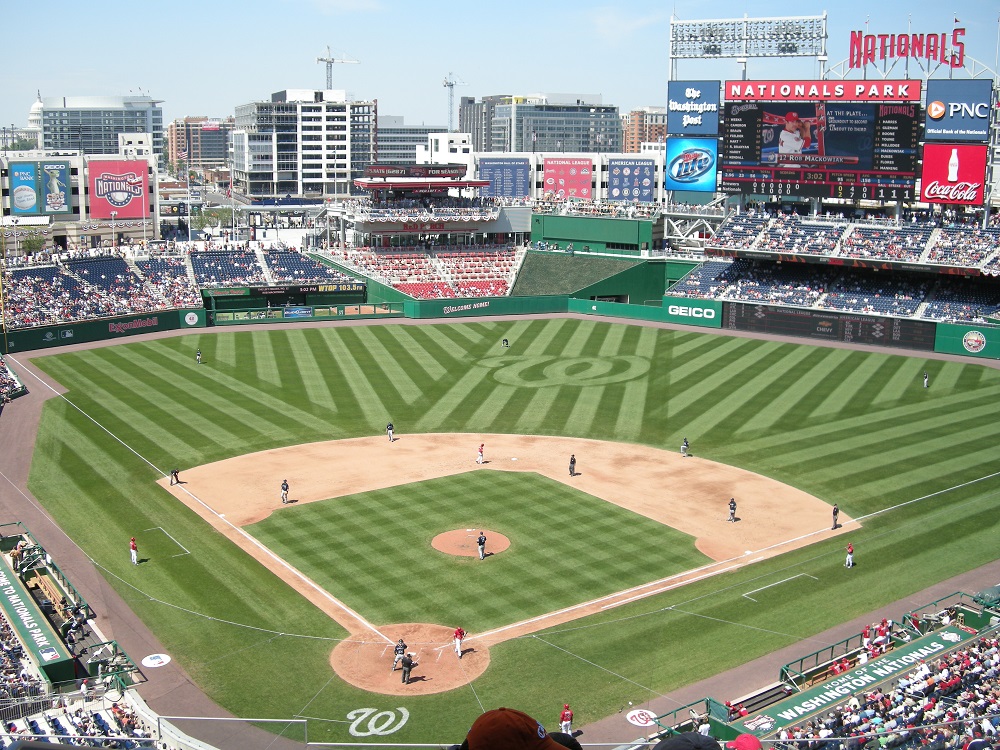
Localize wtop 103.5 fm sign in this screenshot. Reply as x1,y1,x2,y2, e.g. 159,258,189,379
664,138,718,192
667,81,721,135
924,79,994,142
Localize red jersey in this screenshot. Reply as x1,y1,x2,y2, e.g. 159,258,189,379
560,708,573,724
454,628,465,640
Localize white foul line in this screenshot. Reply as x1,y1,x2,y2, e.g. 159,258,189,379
743,573,818,602
143,526,191,557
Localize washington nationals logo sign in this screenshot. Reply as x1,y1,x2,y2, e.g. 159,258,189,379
347,707,409,736
477,355,650,388
962,330,986,354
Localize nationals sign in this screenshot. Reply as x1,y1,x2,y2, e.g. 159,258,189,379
725,80,921,103
920,143,988,205
88,160,148,219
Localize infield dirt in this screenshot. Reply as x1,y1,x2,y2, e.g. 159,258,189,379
159,433,852,695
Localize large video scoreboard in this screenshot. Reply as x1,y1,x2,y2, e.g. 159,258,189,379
720,80,921,200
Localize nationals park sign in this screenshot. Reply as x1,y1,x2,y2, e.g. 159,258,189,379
734,626,977,736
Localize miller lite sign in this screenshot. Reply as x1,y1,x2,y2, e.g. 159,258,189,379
920,143,988,205
88,159,148,219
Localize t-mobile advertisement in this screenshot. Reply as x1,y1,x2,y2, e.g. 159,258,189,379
920,143,988,205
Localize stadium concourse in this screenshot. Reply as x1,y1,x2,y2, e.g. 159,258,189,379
0,315,997,749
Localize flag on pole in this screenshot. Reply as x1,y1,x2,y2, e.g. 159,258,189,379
179,149,188,160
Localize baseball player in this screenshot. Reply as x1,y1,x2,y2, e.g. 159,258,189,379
129,537,138,565
559,704,574,734
453,626,466,659
400,653,415,684
727,497,737,523
476,444,484,465
386,422,394,442
196,348,202,365
923,372,929,389
501,338,510,348
845,542,854,568
280,479,289,504
832,504,840,530
391,638,407,671
477,531,487,561
169,468,181,486
681,438,689,457
569,454,576,476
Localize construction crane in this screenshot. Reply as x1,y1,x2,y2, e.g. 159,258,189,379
442,72,467,132
316,46,359,90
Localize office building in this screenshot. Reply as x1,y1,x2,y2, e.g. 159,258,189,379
458,95,510,152
166,117,234,169
377,116,446,165
490,94,621,154
39,95,164,161
622,107,668,153
231,89,375,198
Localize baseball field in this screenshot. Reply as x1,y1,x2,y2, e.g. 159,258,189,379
20,316,1000,744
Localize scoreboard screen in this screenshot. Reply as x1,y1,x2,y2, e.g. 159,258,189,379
721,101,919,199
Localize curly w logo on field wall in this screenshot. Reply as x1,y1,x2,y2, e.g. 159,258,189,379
478,355,650,388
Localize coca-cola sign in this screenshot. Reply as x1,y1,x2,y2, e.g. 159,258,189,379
920,143,988,205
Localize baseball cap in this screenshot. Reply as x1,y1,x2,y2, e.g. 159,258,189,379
465,708,566,750
563,704,569,709
653,732,724,750
727,735,764,750
786,112,799,121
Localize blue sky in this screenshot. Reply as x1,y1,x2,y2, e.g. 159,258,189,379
1,0,997,131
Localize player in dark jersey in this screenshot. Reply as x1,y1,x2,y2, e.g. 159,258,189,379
392,638,407,671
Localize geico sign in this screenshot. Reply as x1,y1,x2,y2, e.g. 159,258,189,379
668,305,716,319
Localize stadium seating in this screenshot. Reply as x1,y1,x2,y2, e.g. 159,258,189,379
927,227,1000,268
921,280,1000,323
818,276,930,316
755,214,845,256
135,257,203,308
189,250,267,287
708,213,768,249
839,224,934,262
263,250,356,284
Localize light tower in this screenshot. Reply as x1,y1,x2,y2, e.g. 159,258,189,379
316,46,359,89
442,72,467,132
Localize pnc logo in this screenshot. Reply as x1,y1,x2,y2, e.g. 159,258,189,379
668,304,716,319
927,101,946,120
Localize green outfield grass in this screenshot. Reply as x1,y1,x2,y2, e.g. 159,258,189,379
26,319,1000,743
248,471,710,632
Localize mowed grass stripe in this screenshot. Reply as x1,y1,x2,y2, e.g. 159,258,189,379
249,472,710,631
868,355,928,408
931,361,966,392
648,335,755,420
562,324,630,436
250,331,285,388
382,325,449,381
521,318,569,355
809,352,895,418
114,345,305,441
62,351,245,452
315,329,393,427
729,344,819,437
414,360,494,431
284,329,340,410
668,339,784,434
734,381,1000,457
349,327,424,405
613,326,658,441
213,332,237,369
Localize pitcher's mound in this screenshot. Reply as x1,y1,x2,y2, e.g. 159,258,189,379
432,529,510,558
330,623,490,695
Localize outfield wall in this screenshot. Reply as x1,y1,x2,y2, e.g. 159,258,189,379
2,309,204,354
403,296,568,319
934,322,1000,359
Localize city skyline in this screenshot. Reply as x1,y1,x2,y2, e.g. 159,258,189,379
1,0,998,134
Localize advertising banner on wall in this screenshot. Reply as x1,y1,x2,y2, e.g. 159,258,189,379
542,158,592,200
10,161,72,215
87,160,148,219
924,79,993,142
664,138,718,192
724,80,921,103
478,157,531,198
667,81,721,135
608,158,655,202
920,143,988,205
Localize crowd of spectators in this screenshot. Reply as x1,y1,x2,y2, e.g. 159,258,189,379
0,356,23,404
773,633,1000,750
263,250,355,284
349,196,499,222
722,260,835,307
709,213,769,250
927,228,1000,269
134,257,203,309
756,215,845,256
533,199,659,219
921,280,1000,324
819,276,929,317
189,250,267,288
839,225,934,263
